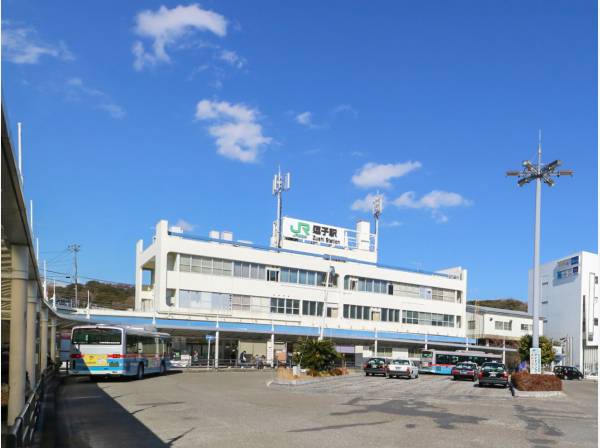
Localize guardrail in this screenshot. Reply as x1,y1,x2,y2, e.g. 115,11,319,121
6,366,55,448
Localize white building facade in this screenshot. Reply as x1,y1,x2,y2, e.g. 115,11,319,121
132,218,478,363
529,251,598,376
466,305,543,343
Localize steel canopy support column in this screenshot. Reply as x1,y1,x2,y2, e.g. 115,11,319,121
26,281,38,387
270,333,275,368
40,307,48,371
214,331,220,369
8,245,29,426
374,339,378,357
50,317,57,363
502,339,506,364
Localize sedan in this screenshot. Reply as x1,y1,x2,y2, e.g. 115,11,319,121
363,357,387,376
478,362,509,388
451,362,478,381
386,359,419,379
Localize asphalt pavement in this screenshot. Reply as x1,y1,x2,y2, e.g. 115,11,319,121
48,371,598,448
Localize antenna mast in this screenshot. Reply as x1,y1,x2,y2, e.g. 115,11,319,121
372,193,383,253
272,168,291,248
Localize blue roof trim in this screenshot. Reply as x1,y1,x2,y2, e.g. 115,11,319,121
85,314,475,344
170,231,452,278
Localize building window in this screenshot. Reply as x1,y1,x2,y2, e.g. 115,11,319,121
468,320,475,330
270,298,299,315
381,308,400,322
520,323,532,331
401,310,455,327
594,318,598,326
180,255,233,277
302,300,324,316
179,290,230,310
495,321,512,331
343,304,371,320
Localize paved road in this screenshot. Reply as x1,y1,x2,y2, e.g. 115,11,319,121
52,371,597,448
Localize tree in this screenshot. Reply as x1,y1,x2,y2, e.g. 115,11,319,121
292,338,341,373
518,334,555,366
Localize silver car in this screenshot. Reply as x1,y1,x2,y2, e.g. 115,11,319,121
386,359,419,379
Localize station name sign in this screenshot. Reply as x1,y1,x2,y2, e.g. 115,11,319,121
282,217,347,247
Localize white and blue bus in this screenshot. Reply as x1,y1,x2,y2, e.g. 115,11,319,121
70,324,171,379
420,349,502,374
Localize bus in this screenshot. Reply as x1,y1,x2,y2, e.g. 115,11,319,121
420,349,502,374
70,324,172,379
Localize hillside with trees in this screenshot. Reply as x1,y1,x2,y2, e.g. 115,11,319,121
467,298,528,312
53,281,134,310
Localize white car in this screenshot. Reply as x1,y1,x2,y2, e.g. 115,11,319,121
386,359,419,379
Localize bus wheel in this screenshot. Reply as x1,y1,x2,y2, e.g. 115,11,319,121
137,364,144,380
160,362,166,376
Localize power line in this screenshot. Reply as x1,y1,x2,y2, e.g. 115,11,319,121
45,269,134,286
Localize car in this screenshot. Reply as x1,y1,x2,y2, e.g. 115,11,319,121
451,362,478,381
386,359,419,379
554,366,583,380
478,361,509,388
363,357,387,376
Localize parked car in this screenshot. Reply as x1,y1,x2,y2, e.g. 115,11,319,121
478,362,509,388
451,362,478,381
363,357,387,376
386,359,419,379
554,366,583,380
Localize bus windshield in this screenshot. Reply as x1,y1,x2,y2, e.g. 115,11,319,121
72,328,122,345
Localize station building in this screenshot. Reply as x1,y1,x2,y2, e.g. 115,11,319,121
126,211,513,366
530,251,598,376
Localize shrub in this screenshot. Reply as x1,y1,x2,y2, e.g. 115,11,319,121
292,338,341,373
511,371,562,391
518,335,555,365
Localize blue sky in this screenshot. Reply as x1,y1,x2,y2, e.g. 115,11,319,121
2,1,597,300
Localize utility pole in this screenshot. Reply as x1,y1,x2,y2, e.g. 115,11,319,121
506,131,573,366
68,244,81,307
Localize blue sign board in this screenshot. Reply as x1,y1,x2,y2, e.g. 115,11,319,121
205,335,215,341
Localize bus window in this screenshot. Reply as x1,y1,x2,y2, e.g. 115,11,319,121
72,328,121,345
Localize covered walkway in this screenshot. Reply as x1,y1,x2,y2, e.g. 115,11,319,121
1,104,62,446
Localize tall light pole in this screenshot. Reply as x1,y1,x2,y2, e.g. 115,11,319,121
319,264,336,341
506,132,573,351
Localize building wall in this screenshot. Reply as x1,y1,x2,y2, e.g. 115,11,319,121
466,310,542,341
530,251,598,373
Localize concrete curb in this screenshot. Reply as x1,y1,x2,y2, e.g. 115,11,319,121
180,368,272,374
513,389,565,398
269,374,358,387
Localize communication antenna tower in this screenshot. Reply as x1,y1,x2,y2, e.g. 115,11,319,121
272,168,291,248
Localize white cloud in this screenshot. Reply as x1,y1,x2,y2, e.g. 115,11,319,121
195,99,271,163
332,104,358,117
393,190,472,209
65,77,125,119
393,190,472,223
132,4,228,70
219,50,245,69
352,161,421,189
383,220,402,228
174,219,195,232
295,111,313,127
351,193,385,213
1,23,73,64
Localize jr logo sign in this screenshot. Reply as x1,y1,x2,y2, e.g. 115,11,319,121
290,221,310,237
